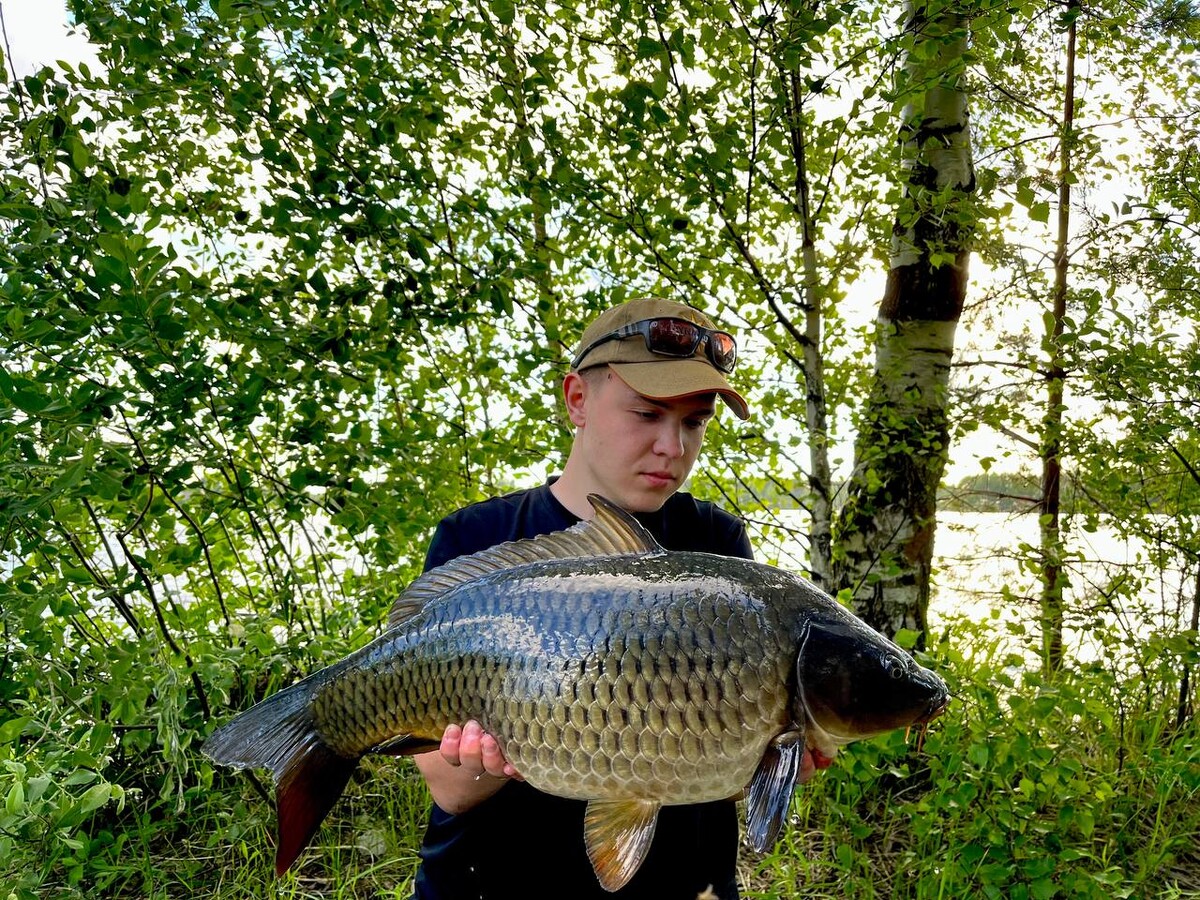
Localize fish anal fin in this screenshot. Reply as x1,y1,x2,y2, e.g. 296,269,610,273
583,798,661,892
387,493,662,628
275,740,357,875
744,728,805,852
370,733,441,756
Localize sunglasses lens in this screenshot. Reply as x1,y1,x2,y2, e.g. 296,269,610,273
647,318,702,356
643,318,737,372
709,332,737,372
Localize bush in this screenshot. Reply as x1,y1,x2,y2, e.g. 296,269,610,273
743,614,1200,899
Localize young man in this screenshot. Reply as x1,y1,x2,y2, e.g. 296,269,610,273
410,297,816,900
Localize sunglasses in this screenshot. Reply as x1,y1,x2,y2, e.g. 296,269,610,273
572,317,738,373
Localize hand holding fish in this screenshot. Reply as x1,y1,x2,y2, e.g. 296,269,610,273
416,720,525,814
440,719,524,780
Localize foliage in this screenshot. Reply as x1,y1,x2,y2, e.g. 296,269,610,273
742,614,1200,899
7,608,1195,899
1,0,1199,897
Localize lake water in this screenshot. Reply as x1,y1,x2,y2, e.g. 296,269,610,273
761,510,1193,661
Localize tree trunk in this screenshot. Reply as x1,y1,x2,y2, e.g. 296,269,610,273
781,62,834,590
833,2,975,642
1039,7,1077,674
1180,564,1199,730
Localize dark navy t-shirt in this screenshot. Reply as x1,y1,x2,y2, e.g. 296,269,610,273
411,482,753,900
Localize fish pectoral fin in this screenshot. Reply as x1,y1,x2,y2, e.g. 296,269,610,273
370,733,441,756
582,798,661,892
744,729,805,852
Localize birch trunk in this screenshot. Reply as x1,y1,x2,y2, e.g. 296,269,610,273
1039,7,1077,674
833,2,975,642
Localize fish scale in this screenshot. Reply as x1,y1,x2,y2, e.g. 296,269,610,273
203,494,949,891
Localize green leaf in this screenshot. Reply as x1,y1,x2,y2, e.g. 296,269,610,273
405,233,431,263
636,37,663,59
967,743,989,768
5,780,23,815
64,769,98,788
1015,178,1035,209
77,783,112,816
490,0,515,25
0,718,30,743
53,461,88,492
1074,808,1094,838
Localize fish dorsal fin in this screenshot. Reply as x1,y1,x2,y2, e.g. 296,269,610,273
387,494,662,628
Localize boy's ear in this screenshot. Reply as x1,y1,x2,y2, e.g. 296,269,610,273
562,370,589,427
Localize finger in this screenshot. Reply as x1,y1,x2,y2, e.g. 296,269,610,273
440,723,464,766
479,732,510,778
457,720,486,772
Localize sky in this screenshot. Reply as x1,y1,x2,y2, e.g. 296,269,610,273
1,1,97,80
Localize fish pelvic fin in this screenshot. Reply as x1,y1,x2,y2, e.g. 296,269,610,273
583,798,661,892
388,493,663,627
202,681,357,876
744,728,806,852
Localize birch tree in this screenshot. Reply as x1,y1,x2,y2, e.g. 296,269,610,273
1038,0,1078,673
833,0,977,641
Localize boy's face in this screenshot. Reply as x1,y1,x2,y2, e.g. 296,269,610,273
568,369,716,513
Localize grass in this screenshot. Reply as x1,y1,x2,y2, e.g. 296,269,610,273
5,620,1199,900
135,761,430,900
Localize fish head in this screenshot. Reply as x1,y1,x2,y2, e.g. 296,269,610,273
793,617,949,757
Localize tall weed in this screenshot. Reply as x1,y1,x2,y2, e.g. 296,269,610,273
4,605,1196,899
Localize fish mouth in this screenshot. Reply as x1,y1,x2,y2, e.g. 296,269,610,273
797,693,948,765
918,694,951,724
797,689,951,757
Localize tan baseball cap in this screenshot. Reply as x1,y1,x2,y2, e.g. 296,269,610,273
570,297,749,420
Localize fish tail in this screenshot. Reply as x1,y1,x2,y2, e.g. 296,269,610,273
203,680,358,875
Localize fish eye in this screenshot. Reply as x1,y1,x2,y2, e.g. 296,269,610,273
887,657,907,679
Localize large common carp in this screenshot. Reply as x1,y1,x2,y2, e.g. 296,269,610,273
203,495,948,891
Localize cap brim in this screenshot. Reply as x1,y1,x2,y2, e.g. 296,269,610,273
609,360,750,420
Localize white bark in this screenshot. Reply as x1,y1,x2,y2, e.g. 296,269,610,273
834,3,974,641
